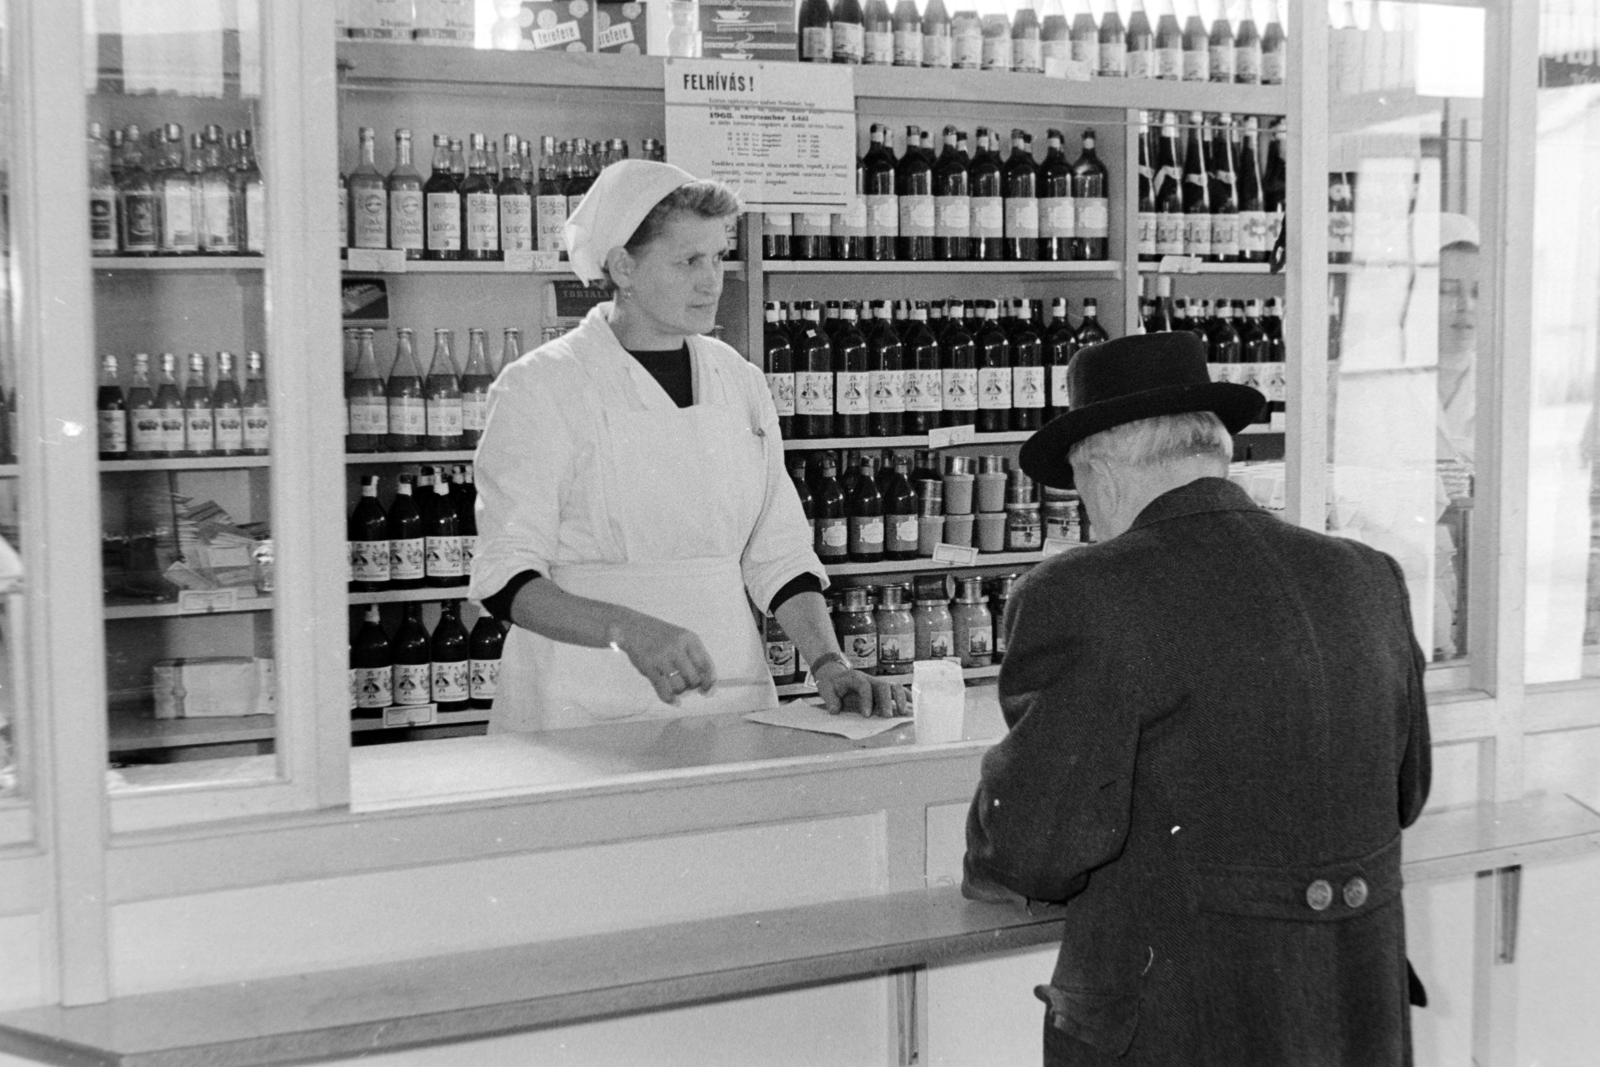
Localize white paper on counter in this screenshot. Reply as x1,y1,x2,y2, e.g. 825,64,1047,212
744,702,912,740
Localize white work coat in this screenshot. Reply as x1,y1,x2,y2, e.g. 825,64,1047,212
470,304,825,731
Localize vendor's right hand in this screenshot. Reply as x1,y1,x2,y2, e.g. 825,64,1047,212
610,613,718,705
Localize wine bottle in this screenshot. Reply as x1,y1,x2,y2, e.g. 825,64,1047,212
154,353,185,458
1240,298,1272,416
459,327,494,449
350,127,389,250
98,355,127,460
424,477,467,588
1074,298,1109,349
864,0,894,64
210,351,244,456
348,329,388,453
562,137,595,216
763,303,796,438
1154,0,1182,80
391,603,432,707
429,600,471,714
156,124,199,256
1234,0,1261,84
1262,119,1287,255
386,329,426,452
535,136,569,257
461,134,499,261
1041,0,1069,74
1003,130,1040,262
1039,129,1073,262
831,149,868,260
1154,112,1185,258
903,304,943,434
980,6,1011,72
833,305,872,438
922,0,953,67
814,458,849,561
241,350,270,456
1181,3,1209,81
892,0,923,65
1012,0,1043,74
833,0,866,63
952,8,982,69
387,128,425,258
799,0,833,60
940,301,978,426
1137,112,1157,261
349,474,391,592
468,612,505,710
1098,0,1126,77
183,352,215,456
1209,114,1241,263
1143,275,1175,333
1208,5,1235,82
1260,0,1285,85
423,134,461,260
974,302,1012,433
1045,298,1075,418
794,302,836,439
867,302,906,437
883,457,920,561
1237,117,1267,263
115,124,160,256
1125,0,1154,78
847,455,885,563
453,466,478,572
1070,129,1109,261
352,606,393,716
1010,300,1045,430
863,124,899,261
496,133,533,254
897,125,935,261
1068,0,1096,76
933,127,971,261
969,129,1004,262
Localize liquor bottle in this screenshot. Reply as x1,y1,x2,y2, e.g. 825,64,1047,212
1208,301,1243,382
449,137,468,191
903,305,943,434
788,458,815,549
897,125,935,261
1240,298,1273,421
97,355,127,459
794,302,835,439
349,474,391,592
933,127,971,261
88,123,118,255
1137,113,1158,261
235,130,266,256
429,601,471,713
386,328,426,451
1189,298,1214,348
242,350,270,455
154,353,185,457
1260,0,1286,85
1038,129,1073,262
387,128,425,258
126,353,160,459
1010,301,1045,429
969,129,1004,262
351,606,393,716
1143,275,1175,332
980,5,1011,72
1264,296,1287,425
424,328,464,451
1181,2,1208,81
424,134,462,260
454,466,479,572
213,351,244,456
1126,0,1155,78
922,0,952,67
1040,0,1069,73
799,0,833,59
1074,298,1109,349
867,302,906,437
763,303,796,438
863,125,898,261
1153,0,1181,80
459,327,494,449
1013,0,1043,74
469,612,505,710
974,303,1012,433
763,210,793,261
350,127,388,250
940,301,978,426
502,327,522,374
882,457,920,561
1003,130,1040,261
535,136,568,256
183,352,215,456
1067,0,1096,75
1070,129,1109,261
461,133,499,261
1098,0,1126,76
390,603,432,706
424,477,467,587
809,459,846,561
196,125,240,254
833,0,866,63
1208,5,1234,82
893,0,923,65
833,305,871,438
1044,298,1075,419
1209,114,1241,263
847,456,885,563
1328,171,1354,265
793,200,830,261
864,0,894,64
156,124,198,255
495,134,533,254
388,475,425,590
1234,0,1261,83
1262,119,1287,254
347,328,388,453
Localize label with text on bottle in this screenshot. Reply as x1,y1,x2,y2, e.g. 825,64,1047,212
1239,210,1269,255
893,29,922,65
466,193,499,251
499,196,533,252
763,212,794,236
536,196,568,253
1209,45,1234,81
186,411,215,454
355,666,393,709
426,192,462,250
802,26,831,61
977,367,1012,410
767,373,795,417
866,194,899,238
389,396,426,436
1013,367,1046,408
393,663,432,706
1042,37,1069,70
1050,365,1072,409
981,33,1011,71
426,397,463,438
765,639,796,679
130,411,163,454
1014,37,1043,72
905,369,944,412
836,371,870,416
816,517,848,551
924,33,953,67
99,411,127,455
245,185,266,253
899,195,935,238
866,30,893,64
1261,50,1284,84
390,190,424,250
1183,213,1212,258
1138,211,1158,256
971,197,1004,240
202,188,238,251
1127,47,1153,79
833,22,864,61
1099,41,1126,76
1005,198,1040,239
470,657,500,700
461,393,490,434
158,407,185,455
850,515,885,548
1156,212,1186,256
795,211,832,238
888,517,919,555
425,535,464,578
215,410,244,452
431,659,469,704
162,188,199,252
350,540,391,583
1235,44,1261,83
796,371,834,416
1069,37,1094,67
462,534,477,571
1211,214,1241,258
1183,49,1209,81
832,196,868,237
942,367,978,411
869,370,906,413
935,195,971,238
349,398,389,437
1157,46,1182,78
1077,196,1109,238
90,191,117,252
390,538,425,581
354,191,389,248
1040,196,1075,239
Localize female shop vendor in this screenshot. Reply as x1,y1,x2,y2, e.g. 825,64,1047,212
470,160,908,731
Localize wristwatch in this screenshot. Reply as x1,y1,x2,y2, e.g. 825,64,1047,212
809,651,851,678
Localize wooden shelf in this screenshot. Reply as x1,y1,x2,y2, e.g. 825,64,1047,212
783,431,1031,451
765,261,1118,276
94,256,264,272
109,711,276,753
341,261,742,277
345,450,476,464
348,588,470,606
101,456,270,472
104,595,272,620
825,550,1053,577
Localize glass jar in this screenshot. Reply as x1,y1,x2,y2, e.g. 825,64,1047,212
1005,502,1041,551
834,586,879,673
951,576,993,667
912,574,956,660
988,573,1018,664
876,583,916,675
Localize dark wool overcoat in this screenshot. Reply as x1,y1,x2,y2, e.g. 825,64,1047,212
964,477,1432,1067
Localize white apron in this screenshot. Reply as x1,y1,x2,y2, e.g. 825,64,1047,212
491,391,779,731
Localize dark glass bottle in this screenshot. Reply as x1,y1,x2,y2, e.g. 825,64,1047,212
1181,112,1212,260
468,612,505,710
1126,0,1154,78
969,128,1005,261
814,459,849,561
897,124,935,261
1045,298,1075,420
1155,0,1183,80
892,0,923,65
428,600,471,714
1098,0,1126,77
1261,0,1286,84
764,302,795,439
1070,129,1109,261
460,133,499,261
386,476,425,591
1009,301,1045,430
940,302,978,427
423,133,461,261
833,305,872,439
863,124,899,261
1209,114,1241,263
834,147,867,260
390,603,432,708
116,124,160,255
1241,298,1273,424
1208,5,1234,82
922,0,953,67
1013,0,1042,74
1155,111,1185,259
125,353,158,460
97,354,127,460
1143,275,1175,333
794,302,836,440
903,305,943,434
1234,0,1262,83
933,126,971,261
1208,301,1242,372
798,0,833,61
833,0,866,63
1039,129,1072,262
1002,129,1039,261
424,477,467,588
867,302,906,437
847,456,885,563
351,606,392,718
864,0,894,63
154,352,184,459
1263,119,1287,258
974,303,1012,433
788,457,815,538
348,474,390,592
1137,112,1157,262
883,457,920,561
1181,3,1209,81
1237,116,1268,263
1073,298,1109,350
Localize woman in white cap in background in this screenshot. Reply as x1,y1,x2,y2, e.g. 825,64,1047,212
470,160,907,731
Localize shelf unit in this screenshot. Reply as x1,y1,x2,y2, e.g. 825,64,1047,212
765,261,1120,276
104,595,273,620
101,456,272,472
345,450,476,464
339,261,743,277
349,587,468,606
93,256,265,271
782,431,1032,451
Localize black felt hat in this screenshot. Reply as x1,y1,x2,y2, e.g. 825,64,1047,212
1018,331,1266,490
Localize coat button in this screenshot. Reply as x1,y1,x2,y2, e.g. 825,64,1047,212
1344,877,1369,908
1306,879,1334,911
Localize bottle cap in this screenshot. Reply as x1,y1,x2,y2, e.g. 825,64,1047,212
978,454,1007,475
878,583,910,610
945,455,976,476
841,587,873,612
955,577,988,604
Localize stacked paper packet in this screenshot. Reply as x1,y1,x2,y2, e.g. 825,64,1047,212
163,495,265,591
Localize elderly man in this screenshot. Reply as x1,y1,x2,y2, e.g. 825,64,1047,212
964,332,1432,1066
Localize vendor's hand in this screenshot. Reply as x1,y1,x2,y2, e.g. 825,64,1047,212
815,661,910,719
610,613,717,705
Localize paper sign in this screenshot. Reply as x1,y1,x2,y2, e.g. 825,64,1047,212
530,250,561,273
1156,255,1201,273
383,703,438,728
933,543,980,566
664,60,855,210
928,424,977,450
1041,537,1079,558
501,250,536,273
178,588,240,614
346,248,408,274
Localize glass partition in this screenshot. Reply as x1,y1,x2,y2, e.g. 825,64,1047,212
0,0,20,798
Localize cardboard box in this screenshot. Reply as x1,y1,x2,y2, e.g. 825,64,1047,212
522,0,593,51
152,657,277,719
595,1,646,54
698,0,796,61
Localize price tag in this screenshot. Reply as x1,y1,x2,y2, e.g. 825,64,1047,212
346,248,408,274
928,424,977,450
502,250,536,273
383,703,438,728
933,543,980,566
1042,537,1079,558
178,588,239,614
531,250,561,273
1157,255,1201,274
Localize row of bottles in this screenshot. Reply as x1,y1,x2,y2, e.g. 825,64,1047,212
347,468,477,591
763,296,1110,439
796,0,1286,83
349,601,505,716
764,124,1108,263
97,351,271,459
342,129,664,260
1139,283,1286,425
344,326,515,452
88,121,265,257
1138,111,1286,263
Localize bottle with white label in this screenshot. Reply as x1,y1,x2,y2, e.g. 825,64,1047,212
126,353,162,459
496,133,534,253
764,303,796,437
863,124,899,262
424,476,468,587
1038,129,1075,261
535,136,569,256
88,123,118,255
469,612,505,709
197,125,240,254
156,124,200,255
348,475,391,592
461,133,500,260
1069,129,1110,261
203,350,241,457
387,128,425,258
235,130,266,256
833,306,873,437
423,134,462,260
974,304,1012,433
242,350,271,455
97,354,127,459
387,476,426,590
390,603,432,707
864,0,894,63
940,303,979,425
349,126,388,250
798,0,833,61
154,353,185,457
833,0,866,62
387,329,427,451
969,129,1005,262
459,328,494,449
424,328,464,451
1003,130,1040,261
351,607,394,716
892,0,923,65
182,352,216,456
429,600,471,712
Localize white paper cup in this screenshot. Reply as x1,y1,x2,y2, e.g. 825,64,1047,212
911,659,967,745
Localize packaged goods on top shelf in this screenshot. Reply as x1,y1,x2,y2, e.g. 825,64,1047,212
763,295,1108,439
349,601,506,719
98,350,270,460
344,326,512,453
1138,110,1285,265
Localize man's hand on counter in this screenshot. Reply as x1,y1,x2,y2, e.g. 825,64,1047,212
815,661,911,719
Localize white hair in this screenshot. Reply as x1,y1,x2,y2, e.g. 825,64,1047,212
1068,411,1233,476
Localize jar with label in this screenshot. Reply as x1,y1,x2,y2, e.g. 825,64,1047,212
835,587,880,673
912,575,956,660
975,454,1007,512
951,576,993,667
876,584,916,676
1005,502,1041,551
988,573,1017,664
765,615,799,685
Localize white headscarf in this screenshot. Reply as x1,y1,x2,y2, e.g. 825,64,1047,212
564,159,697,285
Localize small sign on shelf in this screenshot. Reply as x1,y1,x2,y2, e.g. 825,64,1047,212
383,703,438,728
502,250,537,273
932,543,980,566
346,248,409,274
178,588,240,614
928,424,977,450
1156,255,1202,274
1041,537,1080,558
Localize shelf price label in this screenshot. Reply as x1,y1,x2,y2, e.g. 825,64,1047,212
1156,255,1202,274
502,251,537,273
346,248,409,274
927,424,977,450
178,588,240,614
1041,537,1080,558
528,250,561,273
932,543,980,566
383,703,438,728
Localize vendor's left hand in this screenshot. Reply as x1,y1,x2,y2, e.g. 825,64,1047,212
815,663,910,719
